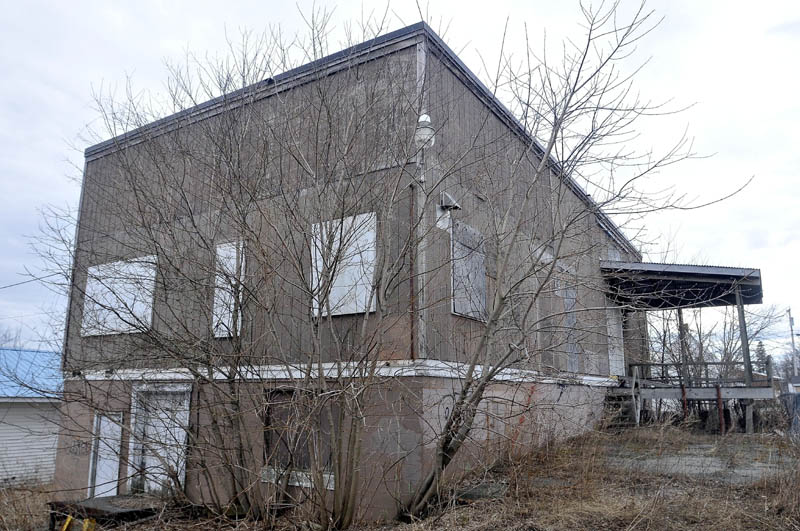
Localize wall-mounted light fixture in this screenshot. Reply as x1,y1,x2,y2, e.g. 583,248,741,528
440,191,461,211
414,114,435,149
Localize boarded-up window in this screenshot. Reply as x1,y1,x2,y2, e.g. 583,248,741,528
311,212,376,316
563,282,579,373
555,270,580,373
81,256,157,336
452,221,487,320
212,241,245,338
606,299,625,376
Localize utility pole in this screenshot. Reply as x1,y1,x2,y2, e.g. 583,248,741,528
789,308,797,377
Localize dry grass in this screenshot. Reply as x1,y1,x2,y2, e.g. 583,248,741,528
0,483,53,531
12,427,800,530
379,427,800,531
125,427,800,530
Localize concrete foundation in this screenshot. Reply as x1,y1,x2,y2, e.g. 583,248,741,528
52,373,608,521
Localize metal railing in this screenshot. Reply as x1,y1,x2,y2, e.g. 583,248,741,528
628,359,774,388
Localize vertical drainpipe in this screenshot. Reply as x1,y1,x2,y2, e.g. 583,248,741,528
409,180,416,360
411,36,428,360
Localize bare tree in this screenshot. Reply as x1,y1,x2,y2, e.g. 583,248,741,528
401,2,692,516
35,2,713,528
0,325,21,349
647,305,782,383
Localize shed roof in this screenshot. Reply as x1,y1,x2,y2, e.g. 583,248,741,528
600,261,762,309
0,349,61,399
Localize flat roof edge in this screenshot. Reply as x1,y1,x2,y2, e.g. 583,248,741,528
84,22,427,159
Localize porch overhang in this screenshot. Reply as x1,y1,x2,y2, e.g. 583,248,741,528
600,261,762,310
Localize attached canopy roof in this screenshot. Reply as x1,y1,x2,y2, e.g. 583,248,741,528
600,261,762,309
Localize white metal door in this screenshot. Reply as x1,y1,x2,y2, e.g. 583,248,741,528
90,412,122,497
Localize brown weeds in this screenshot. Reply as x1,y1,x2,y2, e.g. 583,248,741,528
13,428,800,530
397,427,800,531
0,483,53,531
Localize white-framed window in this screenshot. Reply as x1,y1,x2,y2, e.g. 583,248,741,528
212,240,245,338
81,256,157,336
128,383,191,495
261,389,337,491
311,212,376,316
452,220,487,320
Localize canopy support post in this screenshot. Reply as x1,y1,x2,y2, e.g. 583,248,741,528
735,284,754,433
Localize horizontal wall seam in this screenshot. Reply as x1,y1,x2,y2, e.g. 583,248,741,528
69,360,619,387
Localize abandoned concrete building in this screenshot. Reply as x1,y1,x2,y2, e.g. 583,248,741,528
51,22,768,520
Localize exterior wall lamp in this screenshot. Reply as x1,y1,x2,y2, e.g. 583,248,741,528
414,114,435,149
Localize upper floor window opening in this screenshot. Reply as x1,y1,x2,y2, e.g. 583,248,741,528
451,220,487,321
213,240,246,338
311,212,377,316
81,255,157,337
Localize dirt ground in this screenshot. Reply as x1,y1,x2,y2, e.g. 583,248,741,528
10,427,800,530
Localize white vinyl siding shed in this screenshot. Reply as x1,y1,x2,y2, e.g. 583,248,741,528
0,349,62,486
0,399,60,486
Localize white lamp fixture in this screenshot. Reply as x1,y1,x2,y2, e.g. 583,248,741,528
415,114,435,149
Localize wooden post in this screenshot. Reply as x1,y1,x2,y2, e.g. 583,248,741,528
677,308,690,386
735,285,753,386
681,384,688,421
735,285,755,434
767,355,774,388
632,366,640,427
745,401,754,434
716,385,725,435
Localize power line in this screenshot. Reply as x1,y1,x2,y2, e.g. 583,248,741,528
0,312,53,321
0,347,60,354
0,273,60,291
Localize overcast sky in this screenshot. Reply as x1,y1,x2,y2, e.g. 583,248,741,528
1,0,798,352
